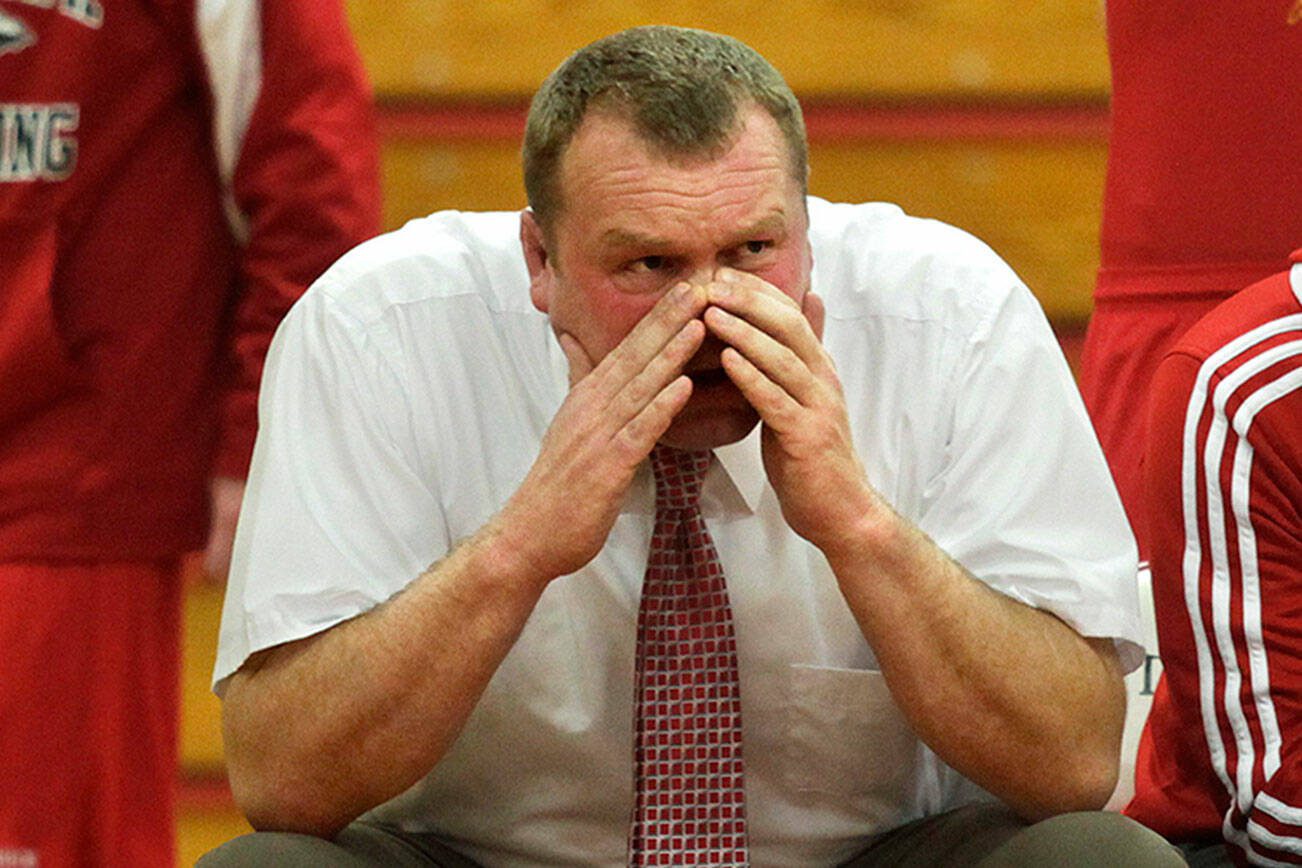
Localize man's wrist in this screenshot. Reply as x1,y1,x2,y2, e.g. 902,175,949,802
801,477,891,556
473,510,561,595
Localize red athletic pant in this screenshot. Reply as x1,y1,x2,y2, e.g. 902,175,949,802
0,561,181,868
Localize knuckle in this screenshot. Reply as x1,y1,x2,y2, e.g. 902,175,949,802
613,421,652,458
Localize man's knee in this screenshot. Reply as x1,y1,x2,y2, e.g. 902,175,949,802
978,811,1185,867
197,822,478,867
197,830,371,868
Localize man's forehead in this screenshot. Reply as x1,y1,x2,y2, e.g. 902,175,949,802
559,110,798,219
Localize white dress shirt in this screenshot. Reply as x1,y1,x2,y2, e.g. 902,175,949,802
215,198,1143,866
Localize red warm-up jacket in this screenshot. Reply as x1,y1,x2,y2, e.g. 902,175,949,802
0,0,382,559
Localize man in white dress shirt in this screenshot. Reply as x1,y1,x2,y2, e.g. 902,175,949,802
203,26,1183,867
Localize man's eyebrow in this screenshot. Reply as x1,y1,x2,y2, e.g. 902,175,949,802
598,228,673,250
736,213,788,239
597,212,789,250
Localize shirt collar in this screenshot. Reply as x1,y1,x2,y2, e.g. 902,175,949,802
626,426,767,517
712,425,766,513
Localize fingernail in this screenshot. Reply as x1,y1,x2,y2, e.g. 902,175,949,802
718,269,742,283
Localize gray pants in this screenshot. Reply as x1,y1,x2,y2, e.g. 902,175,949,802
199,803,1186,866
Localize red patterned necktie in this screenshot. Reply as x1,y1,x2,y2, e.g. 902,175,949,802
629,445,749,867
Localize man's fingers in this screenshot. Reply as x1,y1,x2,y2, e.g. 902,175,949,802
719,347,801,428
614,375,694,457
558,332,595,387
556,297,702,455
716,268,800,310
707,271,825,370
704,305,821,405
802,290,826,342
613,319,704,419
594,282,706,393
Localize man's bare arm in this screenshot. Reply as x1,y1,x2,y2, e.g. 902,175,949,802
705,269,1126,818
222,520,549,837
221,283,710,837
824,510,1126,819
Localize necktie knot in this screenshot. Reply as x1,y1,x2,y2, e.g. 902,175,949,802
649,444,711,512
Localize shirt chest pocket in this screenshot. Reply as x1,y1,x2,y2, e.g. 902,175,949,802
778,664,924,824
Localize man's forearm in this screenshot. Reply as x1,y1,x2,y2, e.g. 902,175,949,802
825,504,1127,820
221,518,550,837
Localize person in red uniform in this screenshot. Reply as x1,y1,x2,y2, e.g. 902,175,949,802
0,0,381,864
1080,1,1302,552
1126,251,1302,866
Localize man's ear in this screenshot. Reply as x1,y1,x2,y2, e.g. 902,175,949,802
520,210,552,314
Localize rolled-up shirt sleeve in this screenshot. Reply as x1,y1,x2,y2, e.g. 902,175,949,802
914,276,1144,672
213,280,447,693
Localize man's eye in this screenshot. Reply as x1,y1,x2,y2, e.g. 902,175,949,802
630,255,667,272
743,240,771,255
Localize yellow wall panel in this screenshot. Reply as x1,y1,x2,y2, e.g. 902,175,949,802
180,577,226,772
380,137,1104,321
813,139,1105,321
346,0,1109,99
382,139,526,230
177,809,251,868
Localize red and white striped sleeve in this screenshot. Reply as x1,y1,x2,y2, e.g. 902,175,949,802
194,0,383,479
1154,267,1302,865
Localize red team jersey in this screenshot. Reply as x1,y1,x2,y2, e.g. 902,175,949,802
1127,253,1302,863
1080,1,1302,548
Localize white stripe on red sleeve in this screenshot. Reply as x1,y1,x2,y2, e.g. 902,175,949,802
1181,313,1302,865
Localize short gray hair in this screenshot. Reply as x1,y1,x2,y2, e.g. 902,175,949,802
522,26,808,233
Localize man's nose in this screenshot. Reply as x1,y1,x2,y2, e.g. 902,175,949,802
686,265,715,289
